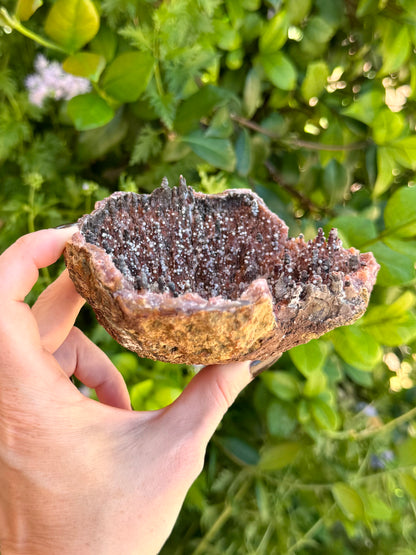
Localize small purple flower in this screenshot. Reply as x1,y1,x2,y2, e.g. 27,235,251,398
25,54,91,107
370,450,395,470
356,402,378,418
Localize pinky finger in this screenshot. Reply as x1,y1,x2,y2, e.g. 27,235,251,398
54,327,132,411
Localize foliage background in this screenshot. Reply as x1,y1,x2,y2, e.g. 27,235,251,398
1,0,416,552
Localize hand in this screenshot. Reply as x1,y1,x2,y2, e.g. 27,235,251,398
0,229,253,555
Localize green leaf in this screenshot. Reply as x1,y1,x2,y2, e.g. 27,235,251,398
361,491,394,521
357,0,379,16
310,398,339,430
332,483,366,521
330,326,383,371
372,109,405,145
67,93,114,131
397,438,416,466
259,442,302,471
303,369,327,398
384,237,416,260
90,25,117,62
100,51,154,103
289,339,329,377
362,292,416,346
342,90,385,125
373,146,399,197
400,472,416,501
323,159,349,206
260,52,297,91
219,437,260,466
243,67,262,118
112,352,138,380
259,9,289,54
267,401,297,438
287,0,311,24
62,52,105,81
77,110,128,161
378,23,411,76
130,125,162,166
130,379,154,410
303,15,336,44
261,371,300,401
370,241,415,286
325,215,377,249
344,365,374,387
153,386,182,408
15,0,42,21
206,107,233,139
301,61,329,101
235,128,251,176
182,130,236,171
44,0,100,52
391,136,416,171
175,85,228,135
384,186,416,238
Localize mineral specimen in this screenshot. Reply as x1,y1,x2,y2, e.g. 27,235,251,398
64,177,379,365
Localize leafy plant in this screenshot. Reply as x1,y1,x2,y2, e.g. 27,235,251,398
0,0,415,552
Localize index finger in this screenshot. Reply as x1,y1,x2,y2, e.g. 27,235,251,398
0,228,77,305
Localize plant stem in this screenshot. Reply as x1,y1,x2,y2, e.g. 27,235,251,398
0,7,67,53
359,216,416,248
265,159,329,215
325,406,416,441
191,479,251,555
231,113,369,151
285,504,336,554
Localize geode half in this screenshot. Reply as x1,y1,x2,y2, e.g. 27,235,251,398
64,177,379,365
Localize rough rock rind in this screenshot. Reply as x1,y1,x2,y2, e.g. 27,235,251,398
64,178,379,365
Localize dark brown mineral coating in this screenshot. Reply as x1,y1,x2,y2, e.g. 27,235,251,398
64,177,380,365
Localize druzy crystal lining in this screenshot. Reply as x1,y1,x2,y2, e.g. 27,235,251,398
79,177,371,308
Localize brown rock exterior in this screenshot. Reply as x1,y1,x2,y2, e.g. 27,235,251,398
64,177,380,365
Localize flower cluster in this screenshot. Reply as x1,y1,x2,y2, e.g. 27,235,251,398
25,54,91,107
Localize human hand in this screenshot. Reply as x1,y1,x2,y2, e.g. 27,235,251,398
0,229,253,555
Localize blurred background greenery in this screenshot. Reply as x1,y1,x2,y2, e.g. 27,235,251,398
0,0,416,553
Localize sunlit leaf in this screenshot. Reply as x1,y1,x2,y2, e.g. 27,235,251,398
397,438,416,466
44,0,99,52
384,186,416,238
260,52,297,91
15,0,42,21
303,369,327,398
261,371,300,401
370,241,415,286
400,472,416,501
259,9,289,54
289,339,329,377
62,52,105,81
330,326,383,371
310,398,339,430
301,60,329,101
332,483,366,521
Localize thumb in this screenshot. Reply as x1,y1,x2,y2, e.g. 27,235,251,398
168,361,254,446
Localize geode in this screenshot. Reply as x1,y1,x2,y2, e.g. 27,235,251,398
64,177,379,365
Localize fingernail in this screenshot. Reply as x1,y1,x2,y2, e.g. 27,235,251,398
54,222,77,229
250,355,281,377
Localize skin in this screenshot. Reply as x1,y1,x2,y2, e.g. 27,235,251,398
0,228,253,555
